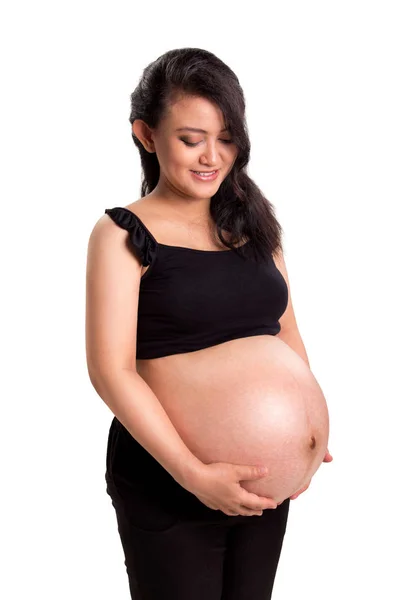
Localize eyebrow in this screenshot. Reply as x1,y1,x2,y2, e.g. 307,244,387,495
175,127,229,134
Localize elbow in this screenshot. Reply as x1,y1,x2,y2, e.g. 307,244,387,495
87,364,141,404
87,364,109,398
87,363,136,398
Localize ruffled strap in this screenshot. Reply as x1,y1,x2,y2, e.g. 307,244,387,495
104,207,157,267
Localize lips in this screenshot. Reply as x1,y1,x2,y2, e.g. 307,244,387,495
190,169,220,182
191,170,217,174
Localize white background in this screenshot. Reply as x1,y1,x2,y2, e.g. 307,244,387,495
1,1,399,598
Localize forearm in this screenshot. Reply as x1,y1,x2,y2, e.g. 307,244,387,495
90,368,204,487
277,328,310,369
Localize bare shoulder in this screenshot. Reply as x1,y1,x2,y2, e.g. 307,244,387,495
121,197,167,234
124,196,160,217
122,198,188,246
124,197,169,223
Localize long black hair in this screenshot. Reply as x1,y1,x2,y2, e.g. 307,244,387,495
129,47,284,263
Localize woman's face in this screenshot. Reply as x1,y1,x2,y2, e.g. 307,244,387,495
134,94,239,202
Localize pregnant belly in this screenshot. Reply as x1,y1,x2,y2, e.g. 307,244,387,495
136,334,330,505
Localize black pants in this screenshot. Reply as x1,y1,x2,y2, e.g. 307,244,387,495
105,416,291,600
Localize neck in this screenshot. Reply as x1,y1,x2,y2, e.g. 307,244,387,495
147,188,212,224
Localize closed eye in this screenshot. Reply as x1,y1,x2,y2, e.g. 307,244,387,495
180,138,233,147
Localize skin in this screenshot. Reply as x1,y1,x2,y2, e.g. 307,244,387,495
132,93,333,504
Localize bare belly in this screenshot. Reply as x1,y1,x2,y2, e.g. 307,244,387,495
136,334,330,505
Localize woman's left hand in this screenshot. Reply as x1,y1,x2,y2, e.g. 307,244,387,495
289,448,333,500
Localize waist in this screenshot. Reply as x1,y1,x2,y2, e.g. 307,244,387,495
136,326,281,360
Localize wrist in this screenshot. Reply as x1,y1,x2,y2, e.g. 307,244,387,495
173,454,206,489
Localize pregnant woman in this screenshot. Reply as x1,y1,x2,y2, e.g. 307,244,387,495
86,47,332,600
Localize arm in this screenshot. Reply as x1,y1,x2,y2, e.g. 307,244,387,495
272,248,310,369
90,367,204,487
85,215,204,487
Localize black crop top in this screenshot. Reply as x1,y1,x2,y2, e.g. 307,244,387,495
104,206,289,359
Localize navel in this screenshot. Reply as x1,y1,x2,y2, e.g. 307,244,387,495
309,435,316,450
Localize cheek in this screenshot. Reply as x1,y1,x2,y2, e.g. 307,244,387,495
223,149,238,173
162,141,192,169
174,145,194,168
154,151,177,177
227,145,239,162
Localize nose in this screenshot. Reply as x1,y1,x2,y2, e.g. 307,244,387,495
199,140,218,167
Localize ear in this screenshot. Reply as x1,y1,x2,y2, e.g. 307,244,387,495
132,119,156,153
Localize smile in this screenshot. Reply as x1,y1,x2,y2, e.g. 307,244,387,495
190,169,219,181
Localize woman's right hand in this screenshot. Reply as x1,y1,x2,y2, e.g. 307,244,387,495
182,461,277,516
